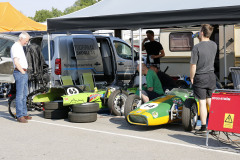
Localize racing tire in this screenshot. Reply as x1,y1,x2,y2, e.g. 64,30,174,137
68,112,97,123
8,96,17,119
44,109,70,119
176,80,189,89
124,94,141,120
182,98,198,131
108,90,128,116
44,101,68,110
72,103,99,113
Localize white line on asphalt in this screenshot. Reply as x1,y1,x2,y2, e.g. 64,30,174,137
1,115,239,156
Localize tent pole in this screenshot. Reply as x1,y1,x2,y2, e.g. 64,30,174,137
223,25,227,86
131,30,135,74
47,33,52,88
139,28,142,98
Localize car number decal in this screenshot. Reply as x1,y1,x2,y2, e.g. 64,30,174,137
140,103,158,110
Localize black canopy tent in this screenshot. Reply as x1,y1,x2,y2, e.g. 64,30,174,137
46,0,240,88
47,0,240,31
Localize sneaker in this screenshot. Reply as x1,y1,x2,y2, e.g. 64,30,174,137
194,128,207,135
24,116,32,120
17,117,28,123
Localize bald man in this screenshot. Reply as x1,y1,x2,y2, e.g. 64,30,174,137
137,64,164,103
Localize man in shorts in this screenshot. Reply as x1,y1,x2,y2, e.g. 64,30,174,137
190,24,217,134
137,64,164,103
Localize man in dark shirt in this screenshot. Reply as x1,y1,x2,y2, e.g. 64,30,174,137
142,30,165,69
190,24,217,134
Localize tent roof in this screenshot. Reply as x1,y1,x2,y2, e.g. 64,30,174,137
0,2,46,32
47,0,240,32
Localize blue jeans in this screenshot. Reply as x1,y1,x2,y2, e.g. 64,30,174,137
13,71,28,118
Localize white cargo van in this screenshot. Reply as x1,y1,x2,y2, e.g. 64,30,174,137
41,34,143,87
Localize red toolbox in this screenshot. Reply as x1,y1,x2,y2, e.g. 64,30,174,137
208,90,240,134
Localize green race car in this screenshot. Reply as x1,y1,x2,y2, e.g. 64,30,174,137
124,88,205,131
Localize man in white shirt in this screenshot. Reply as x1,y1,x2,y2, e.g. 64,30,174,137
11,32,31,123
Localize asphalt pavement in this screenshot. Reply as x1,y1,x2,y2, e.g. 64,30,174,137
0,98,239,160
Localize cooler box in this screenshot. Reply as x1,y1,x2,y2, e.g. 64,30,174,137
208,90,240,134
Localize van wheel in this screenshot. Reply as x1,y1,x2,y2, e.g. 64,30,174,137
182,98,198,131
108,90,128,116
68,112,97,123
124,94,141,120
72,103,99,113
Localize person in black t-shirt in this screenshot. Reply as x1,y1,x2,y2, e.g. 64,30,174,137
142,30,165,69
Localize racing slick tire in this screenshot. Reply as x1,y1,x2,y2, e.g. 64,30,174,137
108,90,128,116
182,98,198,131
176,80,189,89
68,112,97,123
124,94,141,120
8,96,17,119
44,101,68,110
44,109,70,119
72,103,99,113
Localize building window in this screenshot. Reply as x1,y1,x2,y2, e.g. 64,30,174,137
169,32,193,52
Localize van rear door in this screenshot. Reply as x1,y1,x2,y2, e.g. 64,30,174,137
72,36,104,82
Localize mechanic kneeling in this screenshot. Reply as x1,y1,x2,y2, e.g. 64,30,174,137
137,64,164,103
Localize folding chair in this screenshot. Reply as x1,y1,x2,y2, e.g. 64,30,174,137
61,76,74,86
82,73,95,92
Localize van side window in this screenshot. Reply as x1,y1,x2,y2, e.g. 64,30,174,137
169,32,193,52
114,41,132,59
0,38,14,57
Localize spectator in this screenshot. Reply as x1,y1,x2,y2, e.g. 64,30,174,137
142,30,165,69
190,24,217,134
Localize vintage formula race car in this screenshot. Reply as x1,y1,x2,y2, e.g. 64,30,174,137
124,88,207,131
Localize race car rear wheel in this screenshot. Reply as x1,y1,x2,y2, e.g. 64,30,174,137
182,98,198,131
124,94,141,120
108,90,128,116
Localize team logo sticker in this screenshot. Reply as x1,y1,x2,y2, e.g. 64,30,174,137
152,111,158,118
140,103,158,110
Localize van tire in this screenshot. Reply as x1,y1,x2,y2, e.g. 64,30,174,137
72,103,99,113
44,101,67,110
68,112,97,123
44,109,69,119
108,90,128,116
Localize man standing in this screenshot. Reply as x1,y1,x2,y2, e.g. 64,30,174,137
11,32,31,123
137,64,164,103
190,24,217,134
142,30,165,69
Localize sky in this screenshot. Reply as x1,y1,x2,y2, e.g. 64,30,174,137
0,0,77,17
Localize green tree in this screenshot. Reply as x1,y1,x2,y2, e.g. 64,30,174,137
64,0,100,15
32,0,101,22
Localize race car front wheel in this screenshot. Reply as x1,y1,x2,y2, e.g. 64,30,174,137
108,90,128,116
124,94,141,120
182,98,198,131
